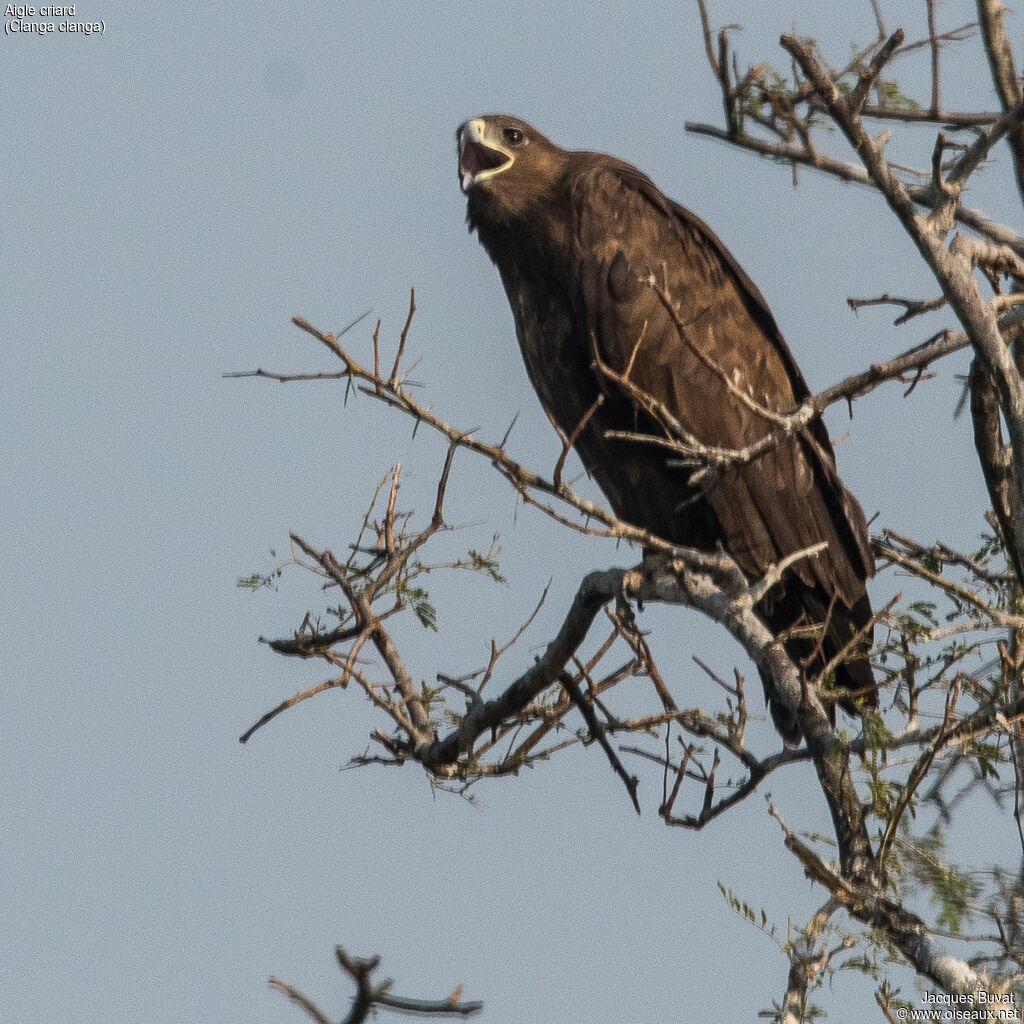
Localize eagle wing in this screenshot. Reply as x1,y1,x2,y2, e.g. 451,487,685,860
568,158,872,606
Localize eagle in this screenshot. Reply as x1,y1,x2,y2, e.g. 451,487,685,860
457,113,875,743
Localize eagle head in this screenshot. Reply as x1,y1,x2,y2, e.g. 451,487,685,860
458,114,567,229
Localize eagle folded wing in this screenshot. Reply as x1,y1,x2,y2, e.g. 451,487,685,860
570,162,872,608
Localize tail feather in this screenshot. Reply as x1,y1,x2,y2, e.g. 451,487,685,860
757,583,875,745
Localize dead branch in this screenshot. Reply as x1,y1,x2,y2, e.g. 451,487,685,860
847,292,947,325
950,234,1024,282
776,29,1024,590
283,314,682,553
874,533,1024,630
609,307,1024,488
559,671,641,813
240,299,1024,1005
270,947,482,1024
767,800,999,1002
976,0,1024,206
233,287,1023,543
780,898,843,1024
237,11,1024,1005
390,288,416,389
240,669,359,745
651,733,809,829
970,360,1024,585
687,115,1024,256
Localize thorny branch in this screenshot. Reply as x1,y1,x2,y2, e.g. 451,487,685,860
231,287,1024,514
767,801,988,999
689,0,1024,257
237,4,1024,1013
689,2,1024,593
687,5,1024,1005
976,0,1024,206
608,308,1024,486
269,946,482,1024
780,897,844,1024
773,25,1024,597
236,269,1024,1003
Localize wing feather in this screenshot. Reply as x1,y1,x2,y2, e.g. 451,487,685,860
568,157,872,606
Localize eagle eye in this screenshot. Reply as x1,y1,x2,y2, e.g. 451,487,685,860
502,127,525,147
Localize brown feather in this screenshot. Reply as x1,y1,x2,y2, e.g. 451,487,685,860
460,115,875,743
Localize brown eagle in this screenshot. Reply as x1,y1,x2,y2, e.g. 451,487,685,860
457,113,875,743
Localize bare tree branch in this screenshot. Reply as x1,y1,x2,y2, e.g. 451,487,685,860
767,801,992,1000
778,29,1024,588
970,359,1024,584
237,8,1024,1013
976,0,1024,206
780,898,842,1024
270,947,483,1024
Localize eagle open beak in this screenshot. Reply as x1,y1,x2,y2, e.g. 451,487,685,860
459,119,513,192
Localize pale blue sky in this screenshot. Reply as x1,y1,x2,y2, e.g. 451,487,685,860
3,2,1016,1021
